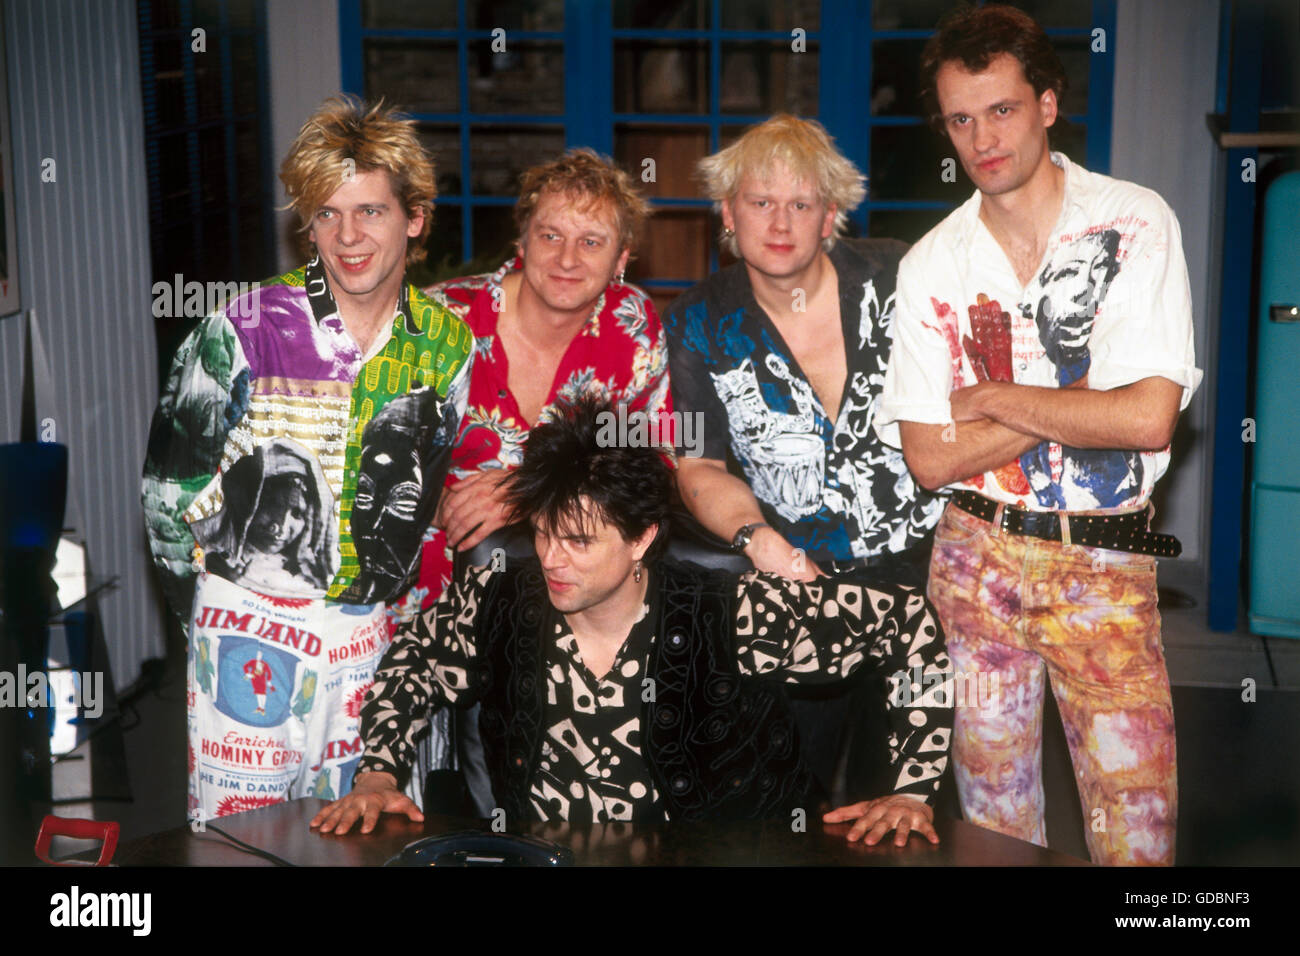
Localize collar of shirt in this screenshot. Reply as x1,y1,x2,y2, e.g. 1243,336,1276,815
301,255,414,352
951,151,1090,255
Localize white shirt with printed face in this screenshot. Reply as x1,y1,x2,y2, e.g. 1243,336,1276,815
873,152,1203,512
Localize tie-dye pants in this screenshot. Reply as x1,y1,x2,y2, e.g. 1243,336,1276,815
927,502,1177,865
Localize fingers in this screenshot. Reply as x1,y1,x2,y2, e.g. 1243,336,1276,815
822,801,869,823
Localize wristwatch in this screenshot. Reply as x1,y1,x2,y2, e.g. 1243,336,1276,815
730,522,768,552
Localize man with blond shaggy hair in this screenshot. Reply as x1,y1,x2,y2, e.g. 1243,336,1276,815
143,95,472,822
661,115,944,802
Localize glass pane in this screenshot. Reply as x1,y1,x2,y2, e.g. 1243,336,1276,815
152,39,187,128
232,35,259,115
418,204,465,281
627,208,710,285
468,0,563,31
1056,37,1090,116
472,205,518,263
227,0,257,31
468,41,564,114
154,224,194,288
198,126,229,209
868,207,950,245
470,125,565,195
869,124,966,202
614,40,708,114
195,53,223,121
872,39,927,116
873,0,955,31
157,133,192,224
646,286,692,318
613,0,707,29
1049,117,1088,168
364,40,459,113
201,210,234,280
721,0,819,31
235,121,262,204
192,0,223,29
720,125,749,149
417,125,463,198
614,125,709,199
237,203,270,279
720,41,818,115
145,0,182,30
1000,0,1095,29
363,0,458,30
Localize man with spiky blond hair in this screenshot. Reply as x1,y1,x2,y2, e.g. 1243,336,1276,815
142,95,472,822
661,115,943,802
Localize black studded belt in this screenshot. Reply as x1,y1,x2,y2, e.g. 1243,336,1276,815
950,490,1182,558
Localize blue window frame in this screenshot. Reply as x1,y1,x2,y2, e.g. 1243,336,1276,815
341,0,1115,297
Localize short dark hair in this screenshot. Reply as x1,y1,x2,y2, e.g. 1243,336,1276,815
504,395,672,559
919,3,1068,132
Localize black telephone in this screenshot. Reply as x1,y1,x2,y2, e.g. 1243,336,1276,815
386,830,575,867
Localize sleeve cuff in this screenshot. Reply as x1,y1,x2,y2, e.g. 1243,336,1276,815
872,400,954,448
1088,364,1204,412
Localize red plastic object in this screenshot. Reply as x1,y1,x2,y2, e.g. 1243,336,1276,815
34,815,120,866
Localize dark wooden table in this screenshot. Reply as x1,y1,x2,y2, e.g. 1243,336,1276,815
112,799,1088,866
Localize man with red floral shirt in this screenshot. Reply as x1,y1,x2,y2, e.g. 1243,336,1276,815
407,149,671,616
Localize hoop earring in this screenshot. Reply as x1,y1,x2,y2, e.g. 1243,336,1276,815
633,560,643,584
615,269,626,284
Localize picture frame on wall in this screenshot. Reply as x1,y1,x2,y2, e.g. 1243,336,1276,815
0,4,19,318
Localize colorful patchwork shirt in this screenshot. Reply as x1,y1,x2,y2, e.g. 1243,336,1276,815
411,256,673,610
662,239,944,566
142,257,474,620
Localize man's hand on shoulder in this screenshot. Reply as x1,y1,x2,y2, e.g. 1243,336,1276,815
745,526,824,583
823,793,938,846
309,771,423,835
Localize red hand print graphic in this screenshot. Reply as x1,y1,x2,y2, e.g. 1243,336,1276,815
963,294,1014,383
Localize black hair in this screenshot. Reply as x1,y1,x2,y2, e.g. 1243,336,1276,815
504,394,673,560
919,3,1069,132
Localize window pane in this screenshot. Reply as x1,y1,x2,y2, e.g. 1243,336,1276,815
195,53,223,121
200,210,234,280
157,133,192,223
1000,0,1095,29
198,126,229,209
364,40,459,113
614,0,707,29
472,205,518,262
1057,37,1090,116
628,209,710,285
468,0,563,31
720,41,818,115
234,121,262,205
363,0,458,30
720,125,749,149
232,35,259,116
720,0,819,31
468,42,564,114
418,125,463,197
872,39,927,116
872,0,954,30
614,125,709,199
154,224,194,285
145,0,182,30
192,0,223,29
1050,118,1088,168
868,207,949,245
646,286,692,317
614,40,708,114
151,38,186,128
227,0,257,31
420,204,464,279
870,125,965,202
237,203,268,279
470,125,565,195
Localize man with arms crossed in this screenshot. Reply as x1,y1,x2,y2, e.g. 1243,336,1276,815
874,5,1201,865
311,397,952,842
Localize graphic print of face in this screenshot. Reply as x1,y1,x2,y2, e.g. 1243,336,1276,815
352,439,422,581
1034,230,1120,382
244,474,310,554
532,498,655,616
721,162,836,282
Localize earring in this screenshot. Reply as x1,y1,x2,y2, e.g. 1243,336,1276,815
615,269,626,284
633,560,643,583
721,227,735,239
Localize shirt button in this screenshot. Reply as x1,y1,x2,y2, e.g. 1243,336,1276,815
498,389,507,398
1019,362,1028,371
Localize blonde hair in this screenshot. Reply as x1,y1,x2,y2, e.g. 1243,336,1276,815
279,95,436,264
514,148,651,252
697,114,866,256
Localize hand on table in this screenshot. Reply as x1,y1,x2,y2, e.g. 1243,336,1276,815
309,772,423,835
823,794,938,847
435,470,514,551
